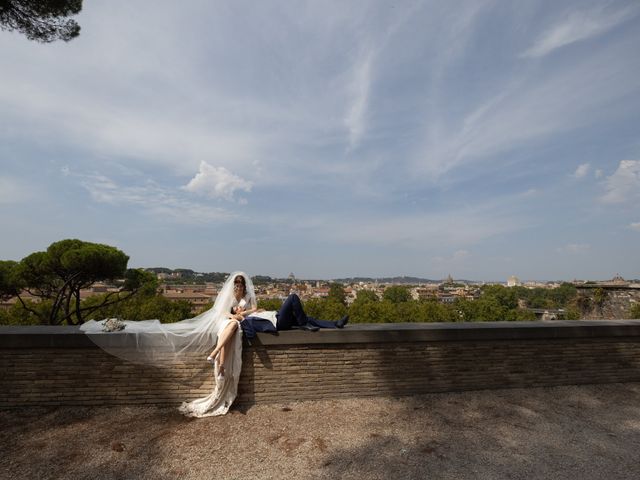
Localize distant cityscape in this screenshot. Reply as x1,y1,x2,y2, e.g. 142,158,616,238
7,269,636,316
167,272,639,314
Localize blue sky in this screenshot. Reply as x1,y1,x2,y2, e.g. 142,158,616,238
1,0,639,281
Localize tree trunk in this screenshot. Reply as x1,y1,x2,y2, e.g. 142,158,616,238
73,286,82,324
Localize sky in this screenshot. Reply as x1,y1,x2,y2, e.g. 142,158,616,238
1,0,639,281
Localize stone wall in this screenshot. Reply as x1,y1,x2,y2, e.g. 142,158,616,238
576,287,640,319
2,321,640,407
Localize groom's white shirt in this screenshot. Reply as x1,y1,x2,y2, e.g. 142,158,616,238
247,310,278,327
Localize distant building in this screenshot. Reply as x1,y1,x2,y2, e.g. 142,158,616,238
414,285,439,301
610,274,628,286
313,287,330,298
439,294,456,304
507,275,521,287
161,291,213,314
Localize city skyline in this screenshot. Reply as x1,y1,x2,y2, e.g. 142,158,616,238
143,267,638,285
1,1,639,280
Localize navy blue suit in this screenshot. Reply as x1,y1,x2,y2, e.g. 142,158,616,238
241,294,340,339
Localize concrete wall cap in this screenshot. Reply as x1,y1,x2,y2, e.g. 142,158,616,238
2,320,640,348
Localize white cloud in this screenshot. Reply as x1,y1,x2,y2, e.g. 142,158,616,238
519,188,539,198
629,222,640,232
344,52,374,149
77,173,232,224
183,161,253,201
414,33,640,179
573,163,590,178
0,81,266,176
453,249,470,261
594,168,604,179
434,250,471,264
521,4,639,58
600,160,640,204
557,243,590,254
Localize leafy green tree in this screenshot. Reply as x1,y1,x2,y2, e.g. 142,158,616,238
382,285,411,304
354,289,378,304
303,297,325,319
0,0,82,43
6,239,153,325
629,303,640,320
82,289,193,324
525,287,552,309
257,298,283,311
328,283,347,306
455,297,506,322
319,300,348,320
564,306,581,320
0,260,19,301
0,298,48,325
421,300,458,322
379,300,404,322
547,283,577,307
349,290,378,319
303,297,347,321
504,308,537,321
396,301,426,323
481,284,521,309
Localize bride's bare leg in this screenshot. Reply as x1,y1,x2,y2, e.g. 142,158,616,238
217,327,238,377
219,345,228,376
209,321,239,359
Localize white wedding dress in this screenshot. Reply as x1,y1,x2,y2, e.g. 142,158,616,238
80,271,256,417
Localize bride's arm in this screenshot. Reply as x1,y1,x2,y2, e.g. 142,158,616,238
238,296,259,317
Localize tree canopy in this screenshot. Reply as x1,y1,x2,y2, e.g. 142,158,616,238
382,285,411,304
0,0,81,43
353,289,378,304
3,239,154,325
327,283,347,306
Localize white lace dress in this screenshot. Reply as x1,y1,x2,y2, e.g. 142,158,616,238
178,294,253,417
81,272,256,418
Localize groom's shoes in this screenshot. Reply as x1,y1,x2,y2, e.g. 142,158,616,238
292,324,320,332
336,315,349,328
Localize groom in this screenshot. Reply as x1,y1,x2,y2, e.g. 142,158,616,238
239,293,348,339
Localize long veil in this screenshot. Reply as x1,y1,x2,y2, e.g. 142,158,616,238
80,271,256,366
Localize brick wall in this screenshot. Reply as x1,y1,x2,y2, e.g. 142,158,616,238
2,321,640,407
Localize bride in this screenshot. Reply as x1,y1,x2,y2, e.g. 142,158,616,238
80,271,257,417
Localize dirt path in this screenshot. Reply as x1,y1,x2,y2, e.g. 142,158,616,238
2,383,640,479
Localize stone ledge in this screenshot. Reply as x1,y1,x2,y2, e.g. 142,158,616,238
2,320,640,348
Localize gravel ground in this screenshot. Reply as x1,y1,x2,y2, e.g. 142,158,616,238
2,383,640,480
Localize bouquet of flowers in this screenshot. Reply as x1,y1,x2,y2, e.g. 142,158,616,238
101,317,126,332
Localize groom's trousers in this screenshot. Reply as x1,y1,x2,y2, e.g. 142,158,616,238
276,294,339,330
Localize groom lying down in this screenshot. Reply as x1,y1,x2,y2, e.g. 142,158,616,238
206,291,349,377
239,293,349,339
